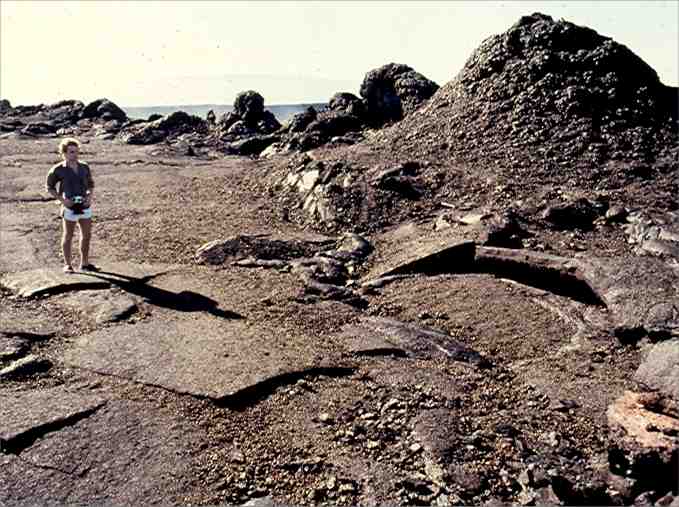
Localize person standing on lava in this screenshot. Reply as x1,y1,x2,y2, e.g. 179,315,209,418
46,137,97,273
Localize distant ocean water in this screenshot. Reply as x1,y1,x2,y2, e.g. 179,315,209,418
122,103,326,123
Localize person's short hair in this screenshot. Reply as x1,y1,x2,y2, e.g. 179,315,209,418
59,137,80,155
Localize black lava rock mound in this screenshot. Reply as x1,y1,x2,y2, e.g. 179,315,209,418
360,63,439,125
380,13,677,173
282,13,678,232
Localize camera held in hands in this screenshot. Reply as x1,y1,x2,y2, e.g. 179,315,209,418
71,195,85,214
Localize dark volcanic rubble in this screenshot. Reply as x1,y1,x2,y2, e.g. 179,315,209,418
273,13,678,233
270,63,440,153
0,98,130,139
2,12,679,507
391,12,677,172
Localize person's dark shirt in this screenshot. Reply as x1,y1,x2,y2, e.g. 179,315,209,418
46,161,94,199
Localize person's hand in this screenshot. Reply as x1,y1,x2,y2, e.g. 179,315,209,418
84,195,93,208
62,197,74,208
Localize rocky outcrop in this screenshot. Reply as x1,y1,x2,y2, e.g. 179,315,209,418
359,63,439,125
0,100,84,135
0,98,129,138
206,91,282,154
233,90,265,124
271,13,679,232
0,354,52,379
287,111,364,151
0,63,439,156
215,91,281,135
328,93,366,119
81,98,128,123
267,65,438,155
118,111,208,145
282,107,318,133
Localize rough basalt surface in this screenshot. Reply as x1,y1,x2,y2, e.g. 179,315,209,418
2,12,679,507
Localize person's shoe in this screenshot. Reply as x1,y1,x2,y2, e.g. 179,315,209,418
63,265,74,274
79,264,99,272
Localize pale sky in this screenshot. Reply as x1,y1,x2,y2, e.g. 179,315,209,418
1,1,677,107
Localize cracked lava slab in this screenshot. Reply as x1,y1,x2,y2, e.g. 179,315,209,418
0,262,174,298
0,400,201,504
0,386,106,449
63,315,350,401
364,222,475,280
57,289,138,325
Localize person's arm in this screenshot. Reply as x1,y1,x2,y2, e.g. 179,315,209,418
46,167,72,207
84,165,95,207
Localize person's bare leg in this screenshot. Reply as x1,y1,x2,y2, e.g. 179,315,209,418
78,218,92,268
62,219,76,268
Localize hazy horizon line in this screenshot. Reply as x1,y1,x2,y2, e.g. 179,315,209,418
121,101,328,108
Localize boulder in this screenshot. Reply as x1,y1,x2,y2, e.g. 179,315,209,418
372,161,422,199
284,107,317,133
482,211,532,248
0,99,11,115
607,391,679,496
217,111,240,131
234,90,264,125
359,63,439,125
257,110,281,133
155,111,206,132
226,120,254,136
635,340,679,401
328,92,366,118
223,135,280,156
207,93,281,149
290,111,364,150
81,98,127,122
306,111,364,137
542,197,604,230
119,126,165,145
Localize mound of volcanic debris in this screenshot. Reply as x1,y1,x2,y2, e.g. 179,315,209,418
0,98,129,139
266,63,439,154
392,12,678,169
273,13,678,232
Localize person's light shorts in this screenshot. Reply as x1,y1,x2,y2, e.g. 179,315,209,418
62,207,93,222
